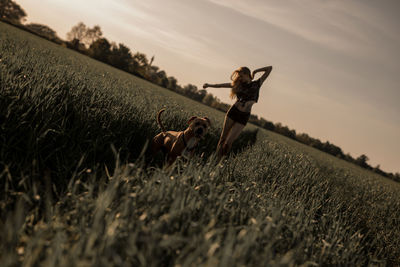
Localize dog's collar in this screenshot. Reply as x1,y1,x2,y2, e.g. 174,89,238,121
182,132,188,147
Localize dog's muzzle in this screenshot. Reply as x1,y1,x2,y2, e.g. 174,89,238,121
195,127,205,138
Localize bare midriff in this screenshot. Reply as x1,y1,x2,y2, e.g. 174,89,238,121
234,100,255,113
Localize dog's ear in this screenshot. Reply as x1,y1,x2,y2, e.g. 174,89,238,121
188,116,197,124
203,117,211,127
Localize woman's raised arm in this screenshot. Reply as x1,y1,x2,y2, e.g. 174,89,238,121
203,83,232,89
252,66,272,85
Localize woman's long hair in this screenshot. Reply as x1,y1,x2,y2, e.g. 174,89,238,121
230,66,251,99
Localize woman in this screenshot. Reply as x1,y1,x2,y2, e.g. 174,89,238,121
203,66,273,159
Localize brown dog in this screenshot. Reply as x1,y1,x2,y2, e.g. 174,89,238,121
151,109,211,165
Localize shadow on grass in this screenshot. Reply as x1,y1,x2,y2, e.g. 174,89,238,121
231,128,259,154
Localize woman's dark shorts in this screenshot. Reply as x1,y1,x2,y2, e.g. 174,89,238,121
227,105,250,125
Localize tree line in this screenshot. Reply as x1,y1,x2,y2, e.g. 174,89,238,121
1,0,399,182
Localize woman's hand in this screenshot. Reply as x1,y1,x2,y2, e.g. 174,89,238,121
253,66,272,85
203,83,209,89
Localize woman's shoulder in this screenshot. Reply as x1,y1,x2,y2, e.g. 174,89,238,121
241,80,259,88
250,79,261,89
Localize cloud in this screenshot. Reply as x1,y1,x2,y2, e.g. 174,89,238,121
208,0,399,55
101,0,235,68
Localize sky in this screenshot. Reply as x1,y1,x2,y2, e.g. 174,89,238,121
17,0,399,173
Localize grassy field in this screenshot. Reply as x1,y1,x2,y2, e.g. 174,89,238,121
1,21,400,266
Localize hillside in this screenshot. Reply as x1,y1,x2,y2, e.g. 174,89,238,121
1,21,400,266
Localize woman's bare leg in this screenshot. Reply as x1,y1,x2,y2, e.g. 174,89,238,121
217,116,235,159
221,122,245,156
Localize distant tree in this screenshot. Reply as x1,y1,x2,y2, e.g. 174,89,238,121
264,121,275,131
86,25,102,46
147,65,160,82
66,22,86,43
288,129,296,139
88,38,111,62
274,123,296,139
259,117,275,131
157,71,170,88
343,153,355,163
167,76,178,91
184,84,197,93
296,133,311,144
133,52,149,67
0,0,26,24
149,55,154,66
214,102,230,113
66,22,102,47
310,138,323,150
355,154,370,168
66,38,86,53
25,23,62,43
372,165,386,177
322,141,343,157
183,84,203,101
174,85,185,95
108,43,133,71
274,122,282,131
202,93,215,106
197,89,207,101
149,65,159,73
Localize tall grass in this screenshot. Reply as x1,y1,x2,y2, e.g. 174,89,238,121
1,22,400,266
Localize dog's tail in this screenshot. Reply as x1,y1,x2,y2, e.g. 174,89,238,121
157,108,166,133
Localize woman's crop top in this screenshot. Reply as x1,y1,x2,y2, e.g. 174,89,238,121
236,79,261,103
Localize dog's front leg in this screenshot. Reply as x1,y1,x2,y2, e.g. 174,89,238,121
167,155,177,166
167,141,182,166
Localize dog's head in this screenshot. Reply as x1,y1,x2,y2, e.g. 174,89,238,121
187,116,211,138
